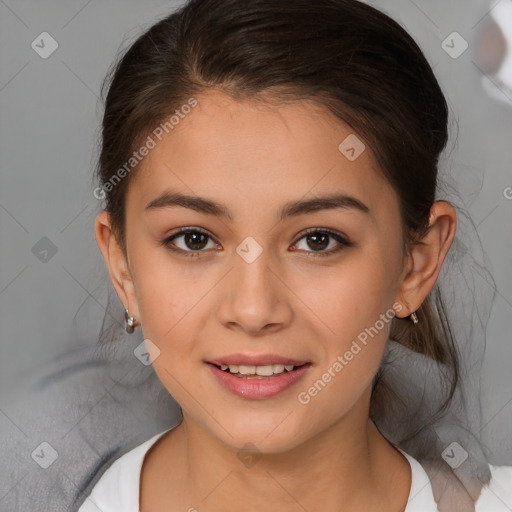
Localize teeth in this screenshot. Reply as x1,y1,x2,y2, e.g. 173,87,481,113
238,365,256,375
256,365,274,376
220,363,298,375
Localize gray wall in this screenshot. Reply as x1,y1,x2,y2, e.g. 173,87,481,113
1,0,511,462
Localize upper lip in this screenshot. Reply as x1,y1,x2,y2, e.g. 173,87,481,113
207,354,309,367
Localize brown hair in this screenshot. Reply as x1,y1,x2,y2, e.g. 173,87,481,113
94,0,487,505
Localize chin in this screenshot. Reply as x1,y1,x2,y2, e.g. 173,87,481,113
201,410,307,454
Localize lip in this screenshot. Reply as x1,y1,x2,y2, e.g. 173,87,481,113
207,361,311,399
207,353,309,366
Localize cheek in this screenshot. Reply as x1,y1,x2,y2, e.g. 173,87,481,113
301,254,398,397
130,253,215,385
130,248,212,340
296,298,393,430
306,257,397,341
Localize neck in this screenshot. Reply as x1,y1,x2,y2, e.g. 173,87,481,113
148,389,411,511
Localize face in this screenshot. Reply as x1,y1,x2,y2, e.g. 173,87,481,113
113,91,408,453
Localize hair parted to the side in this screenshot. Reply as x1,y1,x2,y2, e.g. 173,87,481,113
93,0,491,507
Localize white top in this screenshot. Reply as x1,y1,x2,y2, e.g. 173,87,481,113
78,428,512,512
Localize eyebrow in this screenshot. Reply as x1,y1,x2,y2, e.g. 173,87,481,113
144,190,370,221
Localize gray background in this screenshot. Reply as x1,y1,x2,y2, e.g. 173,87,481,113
0,0,511,491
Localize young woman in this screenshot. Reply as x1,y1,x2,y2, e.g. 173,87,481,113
78,0,512,510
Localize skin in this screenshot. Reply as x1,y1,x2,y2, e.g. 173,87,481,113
95,90,457,511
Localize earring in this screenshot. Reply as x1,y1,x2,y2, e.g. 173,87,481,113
410,311,419,324
124,308,136,333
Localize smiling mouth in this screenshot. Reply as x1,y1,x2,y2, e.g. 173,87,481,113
210,362,310,378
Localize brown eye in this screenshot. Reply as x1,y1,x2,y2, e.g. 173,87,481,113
291,229,352,256
180,231,209,250
304,232,330,251
163,228,219,257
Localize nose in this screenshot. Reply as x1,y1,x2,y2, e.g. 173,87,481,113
215,244,293,337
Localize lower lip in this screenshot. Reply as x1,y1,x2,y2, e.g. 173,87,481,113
207,363,311,399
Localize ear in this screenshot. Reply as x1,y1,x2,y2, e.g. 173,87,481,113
394,201,457,318
95,210,140,323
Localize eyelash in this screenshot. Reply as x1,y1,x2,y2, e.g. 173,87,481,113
161,227,353,259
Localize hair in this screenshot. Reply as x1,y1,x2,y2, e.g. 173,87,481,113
93,0,492,507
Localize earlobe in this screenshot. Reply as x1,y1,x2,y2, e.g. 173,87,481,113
394,201,457,318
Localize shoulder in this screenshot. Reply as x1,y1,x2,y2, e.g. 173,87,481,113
398,448,512,512
77,428,174,512
396,448,439,511
476,464,512,511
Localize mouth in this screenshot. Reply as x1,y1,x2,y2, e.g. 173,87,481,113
206,358,312,399
209,362,308,378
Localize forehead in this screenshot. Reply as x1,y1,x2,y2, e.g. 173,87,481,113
127,90,396,221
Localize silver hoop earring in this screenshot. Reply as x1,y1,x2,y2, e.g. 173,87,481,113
410,311,419,324
124,309,136,333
